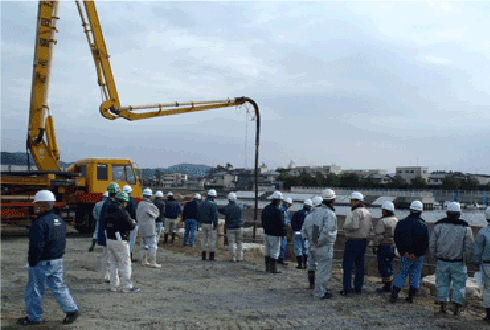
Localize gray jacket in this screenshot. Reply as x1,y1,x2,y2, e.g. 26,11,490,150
343,207,372,240
303,206,337,248
136,198,160,237
475,225,490,265
429,216,474,262
374,216,398,246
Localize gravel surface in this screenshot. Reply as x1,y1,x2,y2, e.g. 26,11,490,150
2,236,489,330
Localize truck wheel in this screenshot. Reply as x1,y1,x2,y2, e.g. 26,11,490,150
74,203,95,234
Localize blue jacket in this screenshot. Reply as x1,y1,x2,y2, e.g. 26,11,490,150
98,197,117,246
279,205,291,226
183,199,200,220
219,201,243,229
154,198,165,223
28,211,66,267
262,203,286,237
291,207,310,232
125,196,138,220
197,197,218,227
394,214,430,257
164,198,182,219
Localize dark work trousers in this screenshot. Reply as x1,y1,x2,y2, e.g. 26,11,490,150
377,245,396,280
343,239,367,294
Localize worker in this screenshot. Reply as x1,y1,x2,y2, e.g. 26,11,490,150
475,206,490,323
291,199,312,269
123,185,139,262
183,193,201,247
105,192,139,293
278,197,292,265
17,190,79,325
430,202,474,315
98,182,120,283
373,201,398,294
197,189,219,261
390,201,430,304
163,191,182,244
153,191,165,243
303,196,324,288
136,188,161,268
89,191,108,252
308,189,338,299
219,192,244,262
262,191,286,273
341,192,373,296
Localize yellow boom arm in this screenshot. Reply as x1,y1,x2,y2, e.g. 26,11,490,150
77,0,258,121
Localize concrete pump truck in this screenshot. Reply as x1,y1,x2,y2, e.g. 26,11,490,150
1,0,259,234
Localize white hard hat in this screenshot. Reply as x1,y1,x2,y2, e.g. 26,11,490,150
103,191,109,198
194,193,202,200
208,189,217,197
486,206,490,219
123,185,132,194
447,202,461,213
322,189,336,200
351,192,364,202
168,191,173,196
312,196,323,207
228,192,237,201
284,197,292,204
143,188,153,196
381,201,395,212
34,190,56,203
155,191,164,198
410,201,423,212
271,191,282,199
304,199,313,207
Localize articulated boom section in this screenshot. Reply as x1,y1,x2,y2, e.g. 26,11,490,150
28,1,61,171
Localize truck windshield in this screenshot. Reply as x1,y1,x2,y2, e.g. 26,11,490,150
112,164,136,185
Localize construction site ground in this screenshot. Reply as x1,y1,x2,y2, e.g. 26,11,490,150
1,234,489,330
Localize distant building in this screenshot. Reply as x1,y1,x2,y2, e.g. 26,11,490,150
341,169,388,176
396,166,429,183
288,164,341,177
206,172,236,190
427,170,448,186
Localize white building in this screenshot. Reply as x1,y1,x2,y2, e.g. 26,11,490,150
396,166,429,183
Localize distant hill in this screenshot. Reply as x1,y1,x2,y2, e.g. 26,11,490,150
141,164,211,178
1,151,74,168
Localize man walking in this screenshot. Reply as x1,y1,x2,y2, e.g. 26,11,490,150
220,193,244,262
475,207,490,323
262,191,286,273
341,192,372,296
136,188,161,268
390,201,430,304
153,191,165,243
307,189,337,299
105,192,140,293
291,199,312,269
431,202,474,315
198,189,219,261
373,201,398,294
123,185,139,262
183,193,201,247
163,192,182,244
17,190,79,325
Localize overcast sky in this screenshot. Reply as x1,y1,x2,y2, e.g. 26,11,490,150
2,1,489,173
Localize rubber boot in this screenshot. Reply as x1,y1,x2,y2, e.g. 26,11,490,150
454,303,462,316
377,280,392,294
405,287,417,304
390,286,401,303
171,233,176,244
484,308,490,323
440,301,447,314
278,258,288,265
89,239,96,252
140,250,149,267
296,256,303,269
308,271,315,289
163,234,168,244
303,255,308,269
209,252,216,261
130,252,138,263
147,251,161,268
201,251,206,260
265,256,270,272
270,258,281,273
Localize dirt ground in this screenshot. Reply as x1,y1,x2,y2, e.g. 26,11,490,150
1,234,489,330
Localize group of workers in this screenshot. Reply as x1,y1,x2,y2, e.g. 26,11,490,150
17,184,490,325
